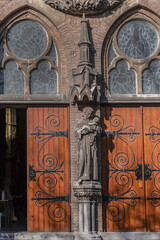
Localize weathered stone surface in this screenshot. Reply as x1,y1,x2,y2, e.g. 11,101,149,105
74,107,102,183
70,14,101,104
43,0,124,15
73,181,102,202
2,232,160,240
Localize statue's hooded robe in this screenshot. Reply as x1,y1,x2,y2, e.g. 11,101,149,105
74,118,98,181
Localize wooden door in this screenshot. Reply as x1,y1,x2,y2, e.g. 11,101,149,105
143,107,160,231
27,107,70,232
102,106,145,231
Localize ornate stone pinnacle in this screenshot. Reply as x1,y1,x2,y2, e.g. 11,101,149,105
78,13,91,67
70,14,101,104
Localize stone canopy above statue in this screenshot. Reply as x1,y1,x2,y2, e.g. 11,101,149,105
43,0,123,15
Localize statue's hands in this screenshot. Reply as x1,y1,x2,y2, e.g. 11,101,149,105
90,125,97,131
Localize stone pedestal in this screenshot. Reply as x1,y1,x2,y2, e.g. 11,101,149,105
73,181,102,240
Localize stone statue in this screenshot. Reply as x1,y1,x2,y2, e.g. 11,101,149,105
43,0,123,14
74,107,101,184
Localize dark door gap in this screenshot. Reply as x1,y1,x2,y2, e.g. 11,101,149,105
0,108,27,232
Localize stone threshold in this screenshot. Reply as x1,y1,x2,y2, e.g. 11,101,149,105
0,232,160,240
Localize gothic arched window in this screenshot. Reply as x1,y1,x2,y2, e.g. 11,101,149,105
107,17,160,95
0,18,58,95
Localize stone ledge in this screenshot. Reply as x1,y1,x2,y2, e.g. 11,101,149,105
1,232,160,240
101,232,160,240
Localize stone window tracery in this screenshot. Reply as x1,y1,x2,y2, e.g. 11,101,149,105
107,17,160,95
0,18,58,95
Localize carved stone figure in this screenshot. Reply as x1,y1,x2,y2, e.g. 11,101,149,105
74,107,101,184
43,0,123,14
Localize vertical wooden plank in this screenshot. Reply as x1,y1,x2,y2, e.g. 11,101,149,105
27,108,34,231
27,107,70,232
143,106,160,231
102,106,145,231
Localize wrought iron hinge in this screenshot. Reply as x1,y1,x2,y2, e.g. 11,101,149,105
29,164,64,182
31,194,69,203
108,164,142,181
102,130,140,137
144,164,152,180
103,195,141,202
145,132,160,136
146,197,160,200
30,129,68,138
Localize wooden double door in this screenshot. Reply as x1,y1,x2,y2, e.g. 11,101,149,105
27,107,70,232
102,106,160,231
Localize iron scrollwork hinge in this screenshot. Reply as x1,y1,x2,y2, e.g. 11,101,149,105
103,195,141,202
103,131,140,137
31,194,69,203
29,164,64,182
30,129,68,138
108,164,142,181
146,197,160,200
145,132,160,136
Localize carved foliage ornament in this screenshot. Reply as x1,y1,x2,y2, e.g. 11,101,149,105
43,0,123,14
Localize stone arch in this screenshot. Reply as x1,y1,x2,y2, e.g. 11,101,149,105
101,5,160,96
0,3,68,94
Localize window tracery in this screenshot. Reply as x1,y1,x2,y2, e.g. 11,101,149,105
107,16,160,96
142,60,160,94
0,17,58,95
109,60,136,94
30,61,58,94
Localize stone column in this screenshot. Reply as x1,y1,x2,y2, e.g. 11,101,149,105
73,181,102,240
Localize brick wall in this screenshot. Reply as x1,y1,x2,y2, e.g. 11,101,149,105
1,0,160,232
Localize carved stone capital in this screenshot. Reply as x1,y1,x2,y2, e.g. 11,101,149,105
73,181,102,202
43,0,124,15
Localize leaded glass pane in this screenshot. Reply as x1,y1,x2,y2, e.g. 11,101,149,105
7,20,48,60
117,20,159,60
31,61,58,94
109,60,136,94
47,41,58,65
108,42,118,66
143,60,160,94
0,61,24,94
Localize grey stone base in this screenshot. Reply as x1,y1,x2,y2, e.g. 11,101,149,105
1,232,160,240
75,232,102,240
101,232,160,240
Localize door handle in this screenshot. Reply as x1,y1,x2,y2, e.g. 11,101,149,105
144,164,152,180
135,164,142,180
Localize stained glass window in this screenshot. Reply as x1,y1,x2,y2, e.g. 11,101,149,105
109,60,136,94
117,20,159,60
7,20,48,60
31,61,58,94
143,60,160,94
0,61,24,94
108,42,118,66
0,19,59,96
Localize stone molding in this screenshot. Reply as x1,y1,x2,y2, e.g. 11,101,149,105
43,0,123,15
73,181,102,202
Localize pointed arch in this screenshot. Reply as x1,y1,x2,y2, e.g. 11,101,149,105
102,6,160,97
0,4,67,97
